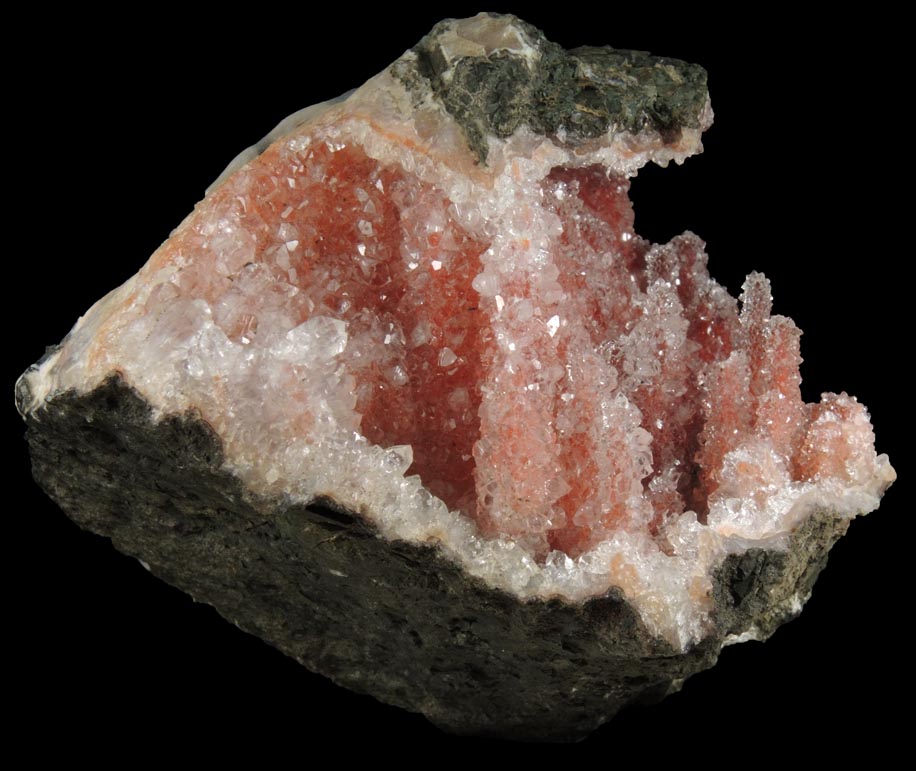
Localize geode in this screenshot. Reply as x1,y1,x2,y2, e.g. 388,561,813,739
16,14,895,741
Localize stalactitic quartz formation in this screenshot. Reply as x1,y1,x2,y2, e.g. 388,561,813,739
17,14,895,740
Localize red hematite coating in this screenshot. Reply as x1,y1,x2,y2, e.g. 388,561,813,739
139,136,874,560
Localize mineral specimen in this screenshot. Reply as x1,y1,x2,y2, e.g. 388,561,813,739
16,14,895,740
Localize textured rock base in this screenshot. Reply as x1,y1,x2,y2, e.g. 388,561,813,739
23,375,849,740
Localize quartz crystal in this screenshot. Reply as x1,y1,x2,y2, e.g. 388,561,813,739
16,14,895,740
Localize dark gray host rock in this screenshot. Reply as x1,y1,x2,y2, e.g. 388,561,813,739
19,375,848,740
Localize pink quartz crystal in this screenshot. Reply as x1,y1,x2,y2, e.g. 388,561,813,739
116,139,889,566
20,14,894,648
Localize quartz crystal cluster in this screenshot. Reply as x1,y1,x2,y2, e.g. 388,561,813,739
18,14,895,737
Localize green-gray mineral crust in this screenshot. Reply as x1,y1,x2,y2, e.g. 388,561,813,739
395,14,709,163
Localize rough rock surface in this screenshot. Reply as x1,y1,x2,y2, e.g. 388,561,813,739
396,16,709,162
21,375,848,740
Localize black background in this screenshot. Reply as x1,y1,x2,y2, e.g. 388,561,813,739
9,5,906,759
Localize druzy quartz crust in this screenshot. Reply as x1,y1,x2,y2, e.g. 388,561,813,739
17,14,895,740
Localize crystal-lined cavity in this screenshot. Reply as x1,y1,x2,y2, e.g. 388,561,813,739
22,13,893,649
